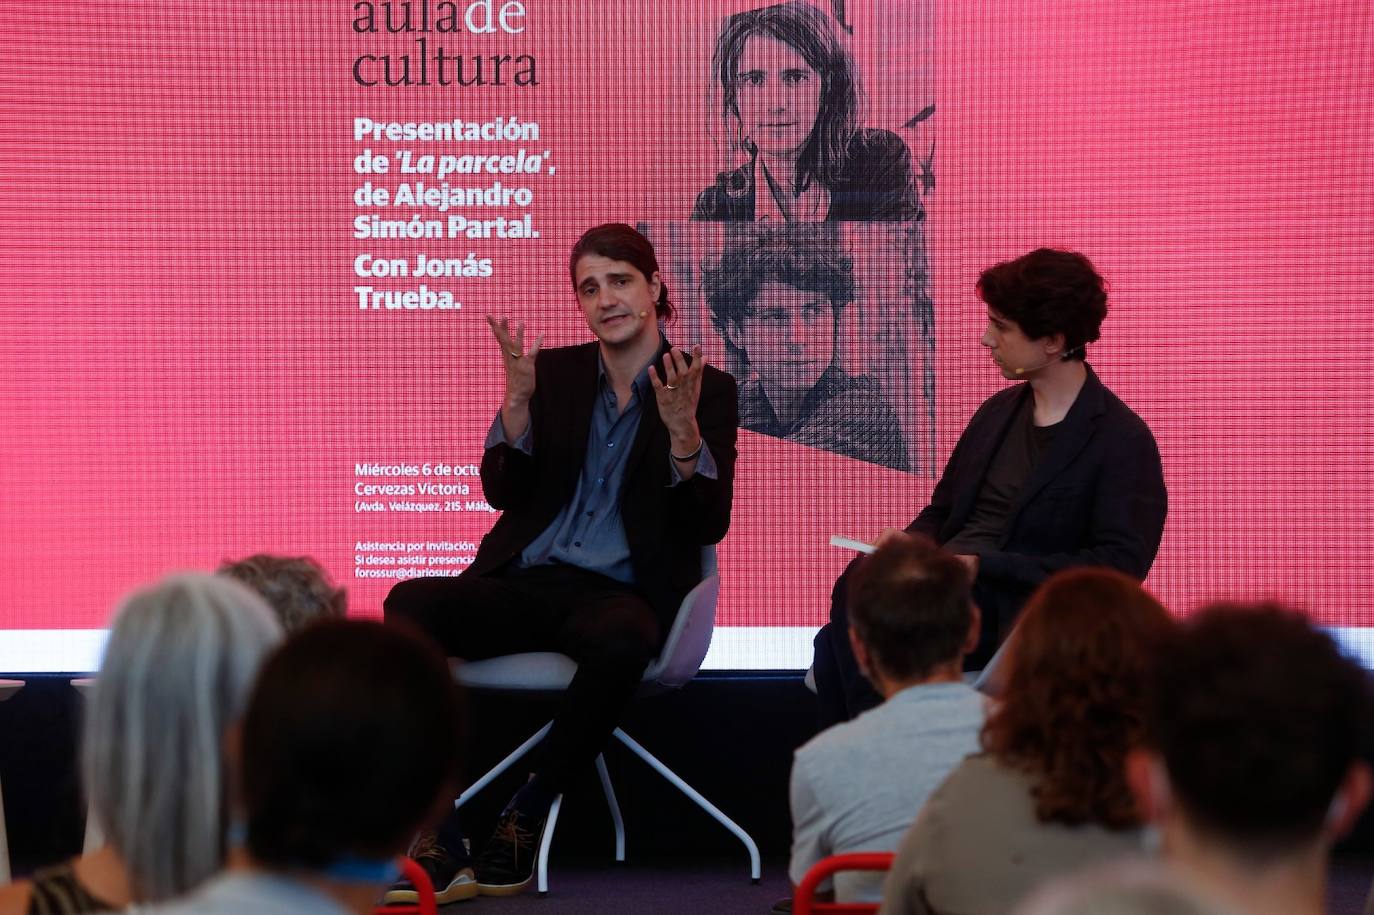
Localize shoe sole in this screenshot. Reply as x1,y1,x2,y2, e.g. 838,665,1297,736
383,877,480,905
477,876,534,897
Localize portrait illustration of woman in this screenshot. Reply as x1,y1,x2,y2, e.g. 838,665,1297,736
692,1,922,223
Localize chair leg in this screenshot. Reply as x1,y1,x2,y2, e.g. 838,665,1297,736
0,773,9,884
537,794,562,895
594,754,626,862
455,721,552,809
611,727,762,882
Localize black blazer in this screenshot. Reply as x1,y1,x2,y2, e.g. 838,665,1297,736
691,129,923,222
469,341,739,640
908,365,1167,631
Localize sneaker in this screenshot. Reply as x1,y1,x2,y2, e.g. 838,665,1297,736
383,833,479,905
475,809,546,896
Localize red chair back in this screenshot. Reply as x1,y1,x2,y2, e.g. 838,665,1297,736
794,852,896,915
373,857,437,915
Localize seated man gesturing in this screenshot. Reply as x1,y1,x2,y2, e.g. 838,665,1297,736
384,223,739,899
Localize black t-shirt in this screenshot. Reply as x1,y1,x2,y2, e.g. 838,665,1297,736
944,397,1060,555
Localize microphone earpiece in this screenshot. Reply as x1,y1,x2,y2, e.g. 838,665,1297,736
1012,345,1084,376
638,311,648,319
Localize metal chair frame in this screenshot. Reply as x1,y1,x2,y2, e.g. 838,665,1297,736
452,551,761,894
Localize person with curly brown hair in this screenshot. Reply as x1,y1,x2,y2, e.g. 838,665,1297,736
878,568,1175,915
701,226,909,471
814,247,1167,727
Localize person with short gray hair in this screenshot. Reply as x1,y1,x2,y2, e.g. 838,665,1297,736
0,573,282,914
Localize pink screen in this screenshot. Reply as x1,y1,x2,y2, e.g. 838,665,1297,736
3,0,1372,671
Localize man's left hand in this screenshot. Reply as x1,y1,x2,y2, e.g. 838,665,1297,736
650,345,705,449
956,554,979,576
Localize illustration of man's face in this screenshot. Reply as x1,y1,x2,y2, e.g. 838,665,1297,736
726,280,836,397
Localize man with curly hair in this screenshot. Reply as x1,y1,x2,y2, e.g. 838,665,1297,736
702,226,909,471
815,248,1167,726
218,553,346,633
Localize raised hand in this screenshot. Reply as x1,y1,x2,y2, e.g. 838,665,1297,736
486,315,542,440
649,345,706,459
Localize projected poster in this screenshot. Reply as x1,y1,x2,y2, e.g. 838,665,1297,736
3,0,1373,672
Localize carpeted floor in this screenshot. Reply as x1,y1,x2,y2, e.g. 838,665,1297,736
444,854,1374,914
440,856,787,914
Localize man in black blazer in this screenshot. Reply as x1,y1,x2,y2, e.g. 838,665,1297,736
813,249,1166,727
384,224,738,899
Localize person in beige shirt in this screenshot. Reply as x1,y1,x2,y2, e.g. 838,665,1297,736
880,568,1175,915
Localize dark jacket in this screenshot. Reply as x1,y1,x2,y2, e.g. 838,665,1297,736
908,365,1167,633
691,129,923,222
470,341,739,638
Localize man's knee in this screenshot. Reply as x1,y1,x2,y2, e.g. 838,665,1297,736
383,576,468,636
576,608,659,670
382,577,426,623
813,620,836,653
828,557,863,627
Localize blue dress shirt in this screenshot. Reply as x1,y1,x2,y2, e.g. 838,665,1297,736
484,351,718,584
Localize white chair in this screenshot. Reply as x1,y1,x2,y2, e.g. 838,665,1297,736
451,548,761,894
0,679,25,882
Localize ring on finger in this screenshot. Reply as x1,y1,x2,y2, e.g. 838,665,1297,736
509,350,521,358
664,384,677,390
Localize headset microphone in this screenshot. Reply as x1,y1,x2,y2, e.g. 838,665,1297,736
638,311,648,318
1012,346,1084,376
1012,357,1059,376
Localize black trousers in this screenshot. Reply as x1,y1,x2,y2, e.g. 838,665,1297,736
384,563,661,794
812,558,883,731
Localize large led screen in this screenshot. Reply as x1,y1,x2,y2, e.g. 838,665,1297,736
2,0,1372,672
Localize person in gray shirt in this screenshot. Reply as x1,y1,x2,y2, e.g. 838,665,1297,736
787,534,986,907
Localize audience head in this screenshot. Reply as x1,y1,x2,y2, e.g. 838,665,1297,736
977,248,1107,360
1133,602,1372,864
982,568,1173,829
84,573,283,902
238,619,464,874
845,533,977,688
218,553,346,634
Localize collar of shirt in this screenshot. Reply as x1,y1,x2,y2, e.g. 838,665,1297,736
595,346,663,413
885,680,978,706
